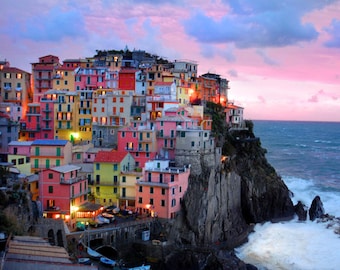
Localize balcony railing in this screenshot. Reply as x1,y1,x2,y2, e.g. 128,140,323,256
60,176,86,185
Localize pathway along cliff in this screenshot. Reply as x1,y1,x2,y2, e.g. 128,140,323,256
163,119,295,270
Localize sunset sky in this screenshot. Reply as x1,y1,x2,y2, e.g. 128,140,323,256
1,0,340,122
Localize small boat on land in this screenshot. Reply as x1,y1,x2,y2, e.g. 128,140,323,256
87,246,102,260
78,257,91,265
100,256,116,266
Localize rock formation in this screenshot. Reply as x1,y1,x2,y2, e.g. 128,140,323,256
166,125,295,269
294,201,308,221
309,195,325,221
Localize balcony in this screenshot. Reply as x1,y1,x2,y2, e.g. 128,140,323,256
42,118,52,121
42,127,52,130
4,87,12,91
60,176,85,185
57,125,73,130
16,87,22,91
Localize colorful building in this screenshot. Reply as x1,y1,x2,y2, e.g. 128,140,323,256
7,141,32,176
225,103,245,129
0,64,32,118
30,139,72,174
53,59,82,92
31,55,61,102
135,159,191,219
92,89,133,147
93,150,135,207
117,123,158,169
39,164,88,229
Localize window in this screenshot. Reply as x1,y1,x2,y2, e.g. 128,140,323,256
171,175,174,182
56,147,61,156
160,121,163,126
11,159,16,165
161,200,165,207
96,186,100,194
161,188,166,195
122,176,126,183
34,159,39,168
18,158,24,165
35,147,40,156
139,186,143,192
148,173,151,182
48,186,53,193
77,153,81,159
138,197,142,204
113,164,118,171
113,187,117,193
150,198,154,205
191,141,195,147
96,163,100,170
120,107,124,113
122,132,125,138
160,174,163,183
172,187,175,195
56,160,60,166
171,199,176,207
48,173,53,179
150,187,154,194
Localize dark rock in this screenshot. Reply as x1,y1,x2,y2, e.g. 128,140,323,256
309,196,325,221
163,249,251,270
294,201,308,221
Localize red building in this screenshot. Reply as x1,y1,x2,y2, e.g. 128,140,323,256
39,164,88,229
31,55,61,102
118,68,138,90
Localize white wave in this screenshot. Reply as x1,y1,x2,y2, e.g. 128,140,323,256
236,176,340,270
236,220,340,270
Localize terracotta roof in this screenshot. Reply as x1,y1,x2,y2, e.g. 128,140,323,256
1,67,30,74
94,150,128,163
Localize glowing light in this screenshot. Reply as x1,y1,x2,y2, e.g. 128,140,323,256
71,206,79,212
65,215,70,220
55,214,60,219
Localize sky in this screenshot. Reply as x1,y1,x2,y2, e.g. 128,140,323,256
1,0,340,122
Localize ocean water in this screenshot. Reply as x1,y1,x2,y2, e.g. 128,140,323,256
235,120,340,270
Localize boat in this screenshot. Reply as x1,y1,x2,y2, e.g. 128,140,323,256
100,256,116,266
128,265,151,270
78,257,91,265
87,246,102,260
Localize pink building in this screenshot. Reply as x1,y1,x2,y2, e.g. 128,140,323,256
155,107,198,160
30,139,72,174
39,164,88,229
117,123,157,169
135,159,191,219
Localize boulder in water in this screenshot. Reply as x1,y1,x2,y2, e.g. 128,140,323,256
294,201,307,221
309,196,325,221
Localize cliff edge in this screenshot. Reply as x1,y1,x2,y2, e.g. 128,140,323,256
165,121,295,269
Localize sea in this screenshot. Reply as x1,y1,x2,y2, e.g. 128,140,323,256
235,120,340,270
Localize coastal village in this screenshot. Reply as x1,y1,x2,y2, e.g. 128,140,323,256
0,49,245,269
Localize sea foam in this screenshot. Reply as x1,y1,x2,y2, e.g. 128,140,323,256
236,176,340,270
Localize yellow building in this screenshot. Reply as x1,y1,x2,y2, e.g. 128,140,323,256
93,150,135,207
120,170,142,209
52,59,83,92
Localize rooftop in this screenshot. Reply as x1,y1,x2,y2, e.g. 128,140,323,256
31,139,69,146
50,164,81,173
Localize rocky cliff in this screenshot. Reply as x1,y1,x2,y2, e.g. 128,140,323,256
166,124,295,268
